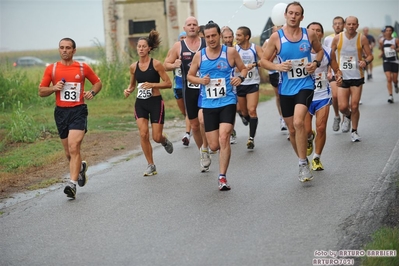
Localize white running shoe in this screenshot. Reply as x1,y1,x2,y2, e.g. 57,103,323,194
342,116,351,133
200,148,211,168
388,96,394,104
143,164,157,176
298,164,313,182
162,136,174,154
182,133,190,146
332,116,341,132
351,131,361,142
230,129,237,144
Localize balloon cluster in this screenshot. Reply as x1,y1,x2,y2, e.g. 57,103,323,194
242,1,287,26
271,3,287,26
243,0,265,10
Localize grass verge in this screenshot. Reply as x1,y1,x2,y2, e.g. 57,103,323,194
360,227,399,266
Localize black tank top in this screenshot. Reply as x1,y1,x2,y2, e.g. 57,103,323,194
180,38,206,88
135,58,160,83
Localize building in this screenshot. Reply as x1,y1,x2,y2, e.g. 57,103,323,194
102,0,197,61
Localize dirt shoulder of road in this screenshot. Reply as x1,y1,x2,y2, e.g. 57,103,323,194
0,120,185,201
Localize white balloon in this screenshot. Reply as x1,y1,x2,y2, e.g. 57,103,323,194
243,0,265,10
271,3,287,26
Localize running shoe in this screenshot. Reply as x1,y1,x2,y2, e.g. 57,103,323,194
182,133,190,146
200,165,210,173
332,116,341,132
298,163,313,182
342,116,351,133
307,130,315,156
163,136,174,154
78,161,88,187
200,148,211,168
388,96,394,104
239,113,249,126
280,118,287,131
209,148,217,154
312,158,324,171
143,164,157,176
218,176,231,191
395,83,398,94
230,129,237,144
247,137,255,149
64,181,76,199
351,131,361,142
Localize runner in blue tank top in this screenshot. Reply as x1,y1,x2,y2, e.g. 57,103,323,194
187,21,248,191
260,1,324,183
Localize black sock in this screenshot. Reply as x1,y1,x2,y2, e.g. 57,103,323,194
352,129,357,133
249,117,258,138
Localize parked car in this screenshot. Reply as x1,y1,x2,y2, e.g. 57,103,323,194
74,56,100,65
13,56,49,67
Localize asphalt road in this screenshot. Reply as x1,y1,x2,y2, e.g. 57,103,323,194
1,66,398,266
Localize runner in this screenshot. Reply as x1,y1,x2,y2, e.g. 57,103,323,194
164,16,211,172
331,16,374,142
260,1,324,182
187,21,248,190
262,25,287,132
39,37,102,199
235,26,263,149
221,26,239,144
124,30,173,176
305,22,342,171
323,16,345,131
172,31,192,145
379,25,399,103
362,27,376,80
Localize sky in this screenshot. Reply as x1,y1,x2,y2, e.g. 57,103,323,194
0,0,398,51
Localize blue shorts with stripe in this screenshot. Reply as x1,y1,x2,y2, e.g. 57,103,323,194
308,97,331,116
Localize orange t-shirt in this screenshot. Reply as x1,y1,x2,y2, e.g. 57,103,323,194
39,61,101,107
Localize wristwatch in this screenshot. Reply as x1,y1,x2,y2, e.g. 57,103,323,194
91,90,96,97
238,76,245,82
313,60,321,68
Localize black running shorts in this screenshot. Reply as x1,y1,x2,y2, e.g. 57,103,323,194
54,104,88,139
202,104,236,132
279,89,314,118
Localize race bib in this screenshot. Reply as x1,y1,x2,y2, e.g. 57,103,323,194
340,56,357,70
60,82,81,102
314,72,328,92
384,47,396,58
136,83,152,99
187,71,200,89
205,78,226,99
175,68,182,77
287,58,309,79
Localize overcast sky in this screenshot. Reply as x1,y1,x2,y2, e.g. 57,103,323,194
0,0,398,51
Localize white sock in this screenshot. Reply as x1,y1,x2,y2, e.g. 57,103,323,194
313,154,320,160
70,180,78,185
299,158,307,165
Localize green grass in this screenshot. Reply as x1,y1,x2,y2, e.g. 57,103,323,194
0,138,63,173
361,227,399,266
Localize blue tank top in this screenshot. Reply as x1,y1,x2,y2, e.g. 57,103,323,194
198,45,236,108
277,28,314,95
173,68,183,89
